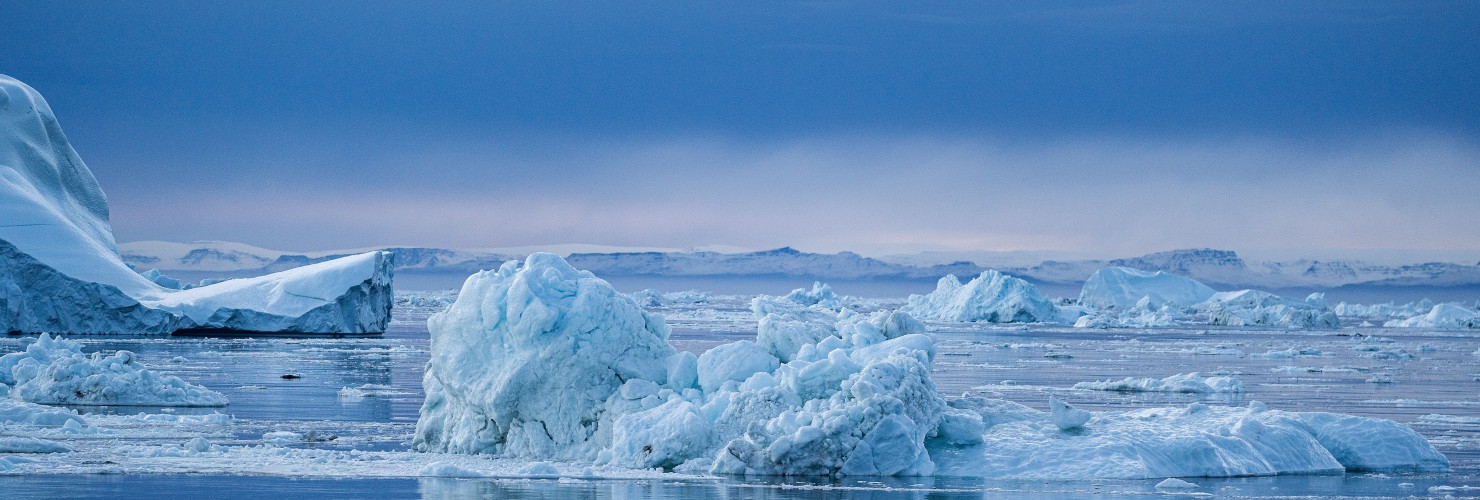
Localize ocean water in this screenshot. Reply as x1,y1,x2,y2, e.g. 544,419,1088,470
1,293,1477,498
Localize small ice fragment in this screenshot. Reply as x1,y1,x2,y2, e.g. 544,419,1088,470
1049,396,1090,431
1156,478,1200,489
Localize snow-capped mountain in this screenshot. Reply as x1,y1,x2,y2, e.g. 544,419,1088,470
119,242,1480,294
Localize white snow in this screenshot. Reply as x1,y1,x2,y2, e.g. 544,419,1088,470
0,334,226,406
902,270,1068,323
1072,373,1243,394
0,75,393,335
1078,267,1216,311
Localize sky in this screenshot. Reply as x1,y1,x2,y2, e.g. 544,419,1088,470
3,1,1478,258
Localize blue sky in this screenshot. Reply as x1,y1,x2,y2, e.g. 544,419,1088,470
4,1,1478,256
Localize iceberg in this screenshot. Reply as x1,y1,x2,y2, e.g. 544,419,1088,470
416,253,1448,479
902,270,1067,323
1384,303,1480,329
0,74,392,335
949,400,1448,479
1073,373,1243,394
0,334,226,406
414,253,964,476
1078,267,1217,310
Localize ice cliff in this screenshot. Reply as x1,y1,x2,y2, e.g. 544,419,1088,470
416,254,1448,478
0,74,392,334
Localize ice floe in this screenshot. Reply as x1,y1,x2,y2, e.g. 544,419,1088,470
0,334,226,406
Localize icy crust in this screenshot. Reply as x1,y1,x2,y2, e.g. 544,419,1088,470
0,75,392,335
416,253,966,477
1078,267,1216,311
944,399,1449,479
412,253,678,458
0,334,226,406
902,271,1069,323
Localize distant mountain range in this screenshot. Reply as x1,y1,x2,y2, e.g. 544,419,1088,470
118,241,1480,295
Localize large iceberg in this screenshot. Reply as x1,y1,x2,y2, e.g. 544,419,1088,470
901,270,1068,323
416,254,1448,478
1384,303,1480,329
0,74,392,334
1073,267,1337,329
1078,267,1217,310
415,253,973,476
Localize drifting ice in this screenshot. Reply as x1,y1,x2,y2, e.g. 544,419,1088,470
0,75,392,334
902,270,1069,323
415,254,1448,478
0,334,226,406
1074,267,1337,329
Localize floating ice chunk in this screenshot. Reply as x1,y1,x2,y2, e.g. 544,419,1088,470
1384,303,1480,329
1199,290,1339,328
0,334,227,406
1155,478,1200,489
519,461,561,478
969,401,1445,479
419,462,486,478
1078,267,1216,311
783,282,841,308
0,436,72,453
1049,397,1090,431
902,271,1067,323
1073,373,1242,394
1295,413,1450,471
413,253,677,458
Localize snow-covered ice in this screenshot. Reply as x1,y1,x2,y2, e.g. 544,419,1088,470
0,75,393,335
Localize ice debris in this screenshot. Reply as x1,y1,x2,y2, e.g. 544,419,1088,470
0,334,226,406
1073,373,1243,394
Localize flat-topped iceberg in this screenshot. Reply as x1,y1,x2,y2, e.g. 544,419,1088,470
1078,267,1217,310
1073,267,1337,329
0,74,392,335
902,270,1069,323
416,253,1448,478
0,334,226,406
